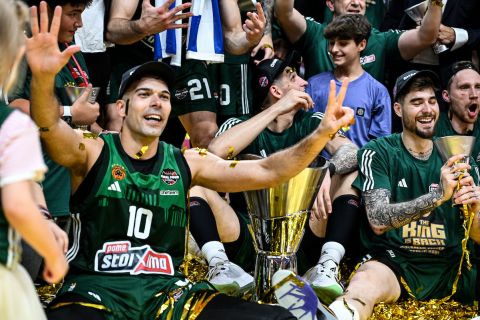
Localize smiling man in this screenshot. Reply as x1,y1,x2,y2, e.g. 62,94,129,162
435,61,480,164
329,70,480,320
27,3,355,319
275,0,443,82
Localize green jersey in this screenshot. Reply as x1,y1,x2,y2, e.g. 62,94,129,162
0,105,18,268
208,53,253,121
68,134,190,276
216,110,323,157
435,111,480,165
296,18,402,81
353,133,478,302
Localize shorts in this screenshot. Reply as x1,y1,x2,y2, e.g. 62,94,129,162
359,249,477,303
0,264,46,320
51,272,217,320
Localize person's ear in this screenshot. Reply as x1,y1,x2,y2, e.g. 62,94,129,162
393,102,402,118
442,89,451,103
326,0,335,12
117,99,127,118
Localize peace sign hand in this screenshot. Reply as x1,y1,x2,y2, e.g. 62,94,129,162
318,79,354,138
26,2,80,79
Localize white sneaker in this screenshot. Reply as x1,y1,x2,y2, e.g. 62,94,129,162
207,261,254,296
273,269,338,320
303,260,344,305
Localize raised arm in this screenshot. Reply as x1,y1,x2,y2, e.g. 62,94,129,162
28,3,97,176
208,89,314,158
106,0,191,45
398,0,442,60
188,80,354,191
274,0,307,44
220,0,265,55
363,154,470,235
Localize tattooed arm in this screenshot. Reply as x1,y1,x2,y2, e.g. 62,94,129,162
364,188,444,235
328,142,358,175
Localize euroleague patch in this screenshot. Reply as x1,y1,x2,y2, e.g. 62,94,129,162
161,169,180,185
111,164,126,181
94,241,174,275
259,76,269,87
175,88,188,100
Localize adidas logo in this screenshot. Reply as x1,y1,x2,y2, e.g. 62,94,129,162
397,178,408,188
108,181,121,192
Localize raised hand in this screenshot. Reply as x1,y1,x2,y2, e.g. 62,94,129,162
244,2,266,48
318,79,354,137
273,89,314,115
439,154,472,203
251,34,275,65
71,85,101,126
139,0,192,34
26,2,80,78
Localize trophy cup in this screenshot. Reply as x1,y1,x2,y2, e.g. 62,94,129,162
242,156,328,303
405,1,448,54
434,135,476,296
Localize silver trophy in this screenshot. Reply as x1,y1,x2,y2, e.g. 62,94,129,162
434,135,476,162
405,1,448,54
242,155,328,303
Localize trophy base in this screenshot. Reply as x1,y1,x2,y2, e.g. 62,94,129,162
253,251,297,304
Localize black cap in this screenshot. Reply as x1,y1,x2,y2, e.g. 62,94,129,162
252,52,298,105
393,70,439,102
118,61,175,99
443,61,479,89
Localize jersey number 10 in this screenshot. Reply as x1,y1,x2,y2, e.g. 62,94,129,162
127,206,153,239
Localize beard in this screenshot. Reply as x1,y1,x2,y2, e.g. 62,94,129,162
402,113,436,139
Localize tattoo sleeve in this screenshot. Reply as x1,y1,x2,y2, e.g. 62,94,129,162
262,0,274,35
330,143,358,175
363,188,444,232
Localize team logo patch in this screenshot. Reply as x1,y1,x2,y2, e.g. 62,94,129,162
175,88,188,100
111,164,126,181
356,107,365,117
360,54,376,65
259,76,269,88
95,241,174,275
161,169,180,185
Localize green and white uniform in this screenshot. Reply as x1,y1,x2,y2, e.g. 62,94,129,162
56,134,216,319
435,111,480,165
216,111,323,271
353,133,478,303
295,18,402,81
208,53,253,122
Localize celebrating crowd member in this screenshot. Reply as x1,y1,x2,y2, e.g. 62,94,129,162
27,3,354,319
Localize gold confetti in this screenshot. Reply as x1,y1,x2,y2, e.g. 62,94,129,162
229,159,239,168
78,143,85,150
194,148,208,157
226,146,235,160
134,145,149,159
342,126,351,132
83,132,99,139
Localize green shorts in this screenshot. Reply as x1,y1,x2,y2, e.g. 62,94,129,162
52,272,218,319
360,249,477,303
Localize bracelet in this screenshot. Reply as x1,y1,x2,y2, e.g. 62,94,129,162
262,43,273,50
63,105,72,117
429,0,443,7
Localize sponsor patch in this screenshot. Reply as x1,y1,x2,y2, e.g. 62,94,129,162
175,88,188,100
111,164,126,181
360,54,376,65
259,76,269,88
159,190,179,196
95,241,174,275
161,169,180,185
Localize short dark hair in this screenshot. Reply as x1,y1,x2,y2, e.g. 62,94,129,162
396,76,437,104
324,14,371,45
28,0,92,8
445,61,480,91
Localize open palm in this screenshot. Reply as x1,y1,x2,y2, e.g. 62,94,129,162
26,2,79,78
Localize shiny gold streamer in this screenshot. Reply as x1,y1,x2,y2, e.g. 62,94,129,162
134,145,149,159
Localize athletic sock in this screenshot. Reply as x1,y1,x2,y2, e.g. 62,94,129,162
189,197,221,248
329,300,360,320
325,195,360,248
319,241,345,265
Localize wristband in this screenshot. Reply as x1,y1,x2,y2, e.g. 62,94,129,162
262,44,273,50
63,105,72,117
429,0,443,7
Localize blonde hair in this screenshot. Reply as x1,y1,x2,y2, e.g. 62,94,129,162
0,0,29,94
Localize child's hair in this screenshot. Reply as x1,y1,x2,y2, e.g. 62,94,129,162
27,0,93,8
0,0,29,94
324,14,371,45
